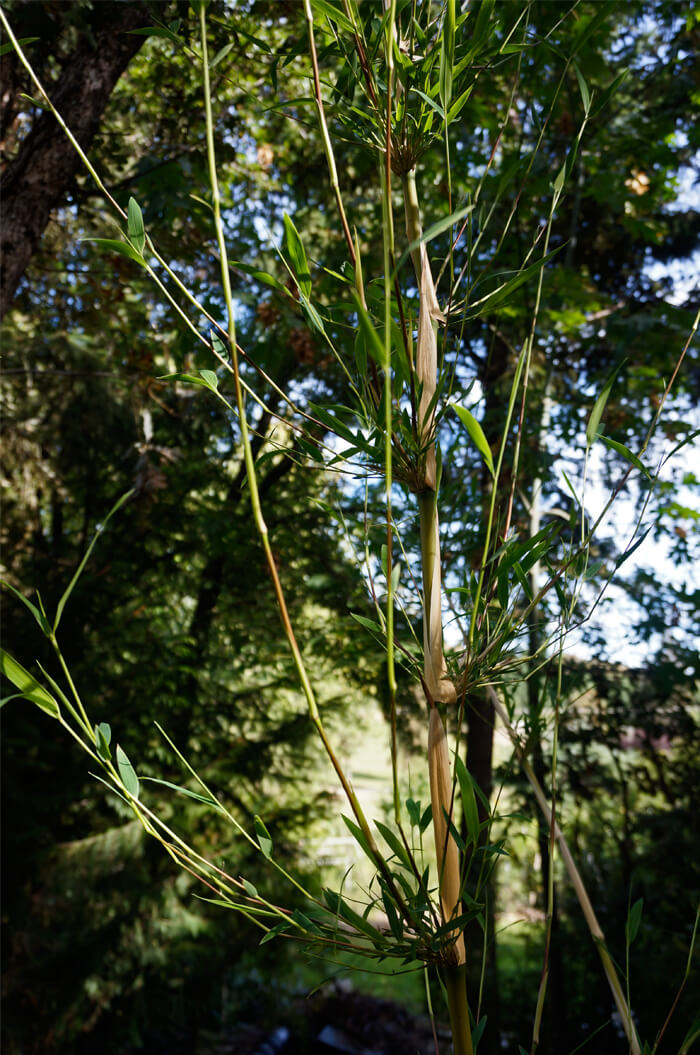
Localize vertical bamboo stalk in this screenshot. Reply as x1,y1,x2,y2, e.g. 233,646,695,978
429,706,465,964
405,168,455,706
404,163,472,1052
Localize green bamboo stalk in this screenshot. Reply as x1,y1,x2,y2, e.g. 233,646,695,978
444,966,474,1055
381,0,400,826
402,146,472,1054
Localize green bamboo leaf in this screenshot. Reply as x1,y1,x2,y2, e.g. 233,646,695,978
352,292,385,368
454,754,480,848
0,650,60,718
259,919,292,945
445,83,474,125
230,260,287,291
586,363,622,446
467,246,563,317
590,69,628,118
439,0,455,111
349,613,385,635
433,907,482,939
406,798,421,828
626,897,644,945
390,562,401,594
1,581,50,634
600,435,650,477
299,294,326,335
127,197,145,254
209,42,234,68
573,61,591,115
553,160,567,194
95,722,112,760
452,404,495,478
615,526,652,569
254,815,273,858
472,0,495,46
83,238,146,265
472,1017,488,1050
680,1020,700,1055
291,908,322,934
0,37,39,57
381,887,403,940
283,213,311,298
242,879,258,898
127,25,183,46
159,372,215,387
410,87,445,121
310,0,355,34
210,330,229,361
341,814,374,859
323,888,384,941
374,820,413,871
116,745,140,799
398,203,473,270
140,776,221,808
199,369,219,390
19,92,49,111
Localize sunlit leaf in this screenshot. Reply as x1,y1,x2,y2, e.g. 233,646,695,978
283,213,311,298
586,363,622,446
116,745,140,798
254,815,273,858
83,238,146,265
127,197,145,254
600,435,650,478
0,650,60,718
452,404,495,478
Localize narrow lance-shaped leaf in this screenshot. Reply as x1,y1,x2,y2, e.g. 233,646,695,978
397,202,473,270
452,403,495,478
439,0,455,111
626,897,644,945
573,61,591,115
140,776,222,809
283,213,312,298
600,435,650,478
127,196,145,254
1,580,50,634
210,330,229,362
374,819,413,871
254,815,273,858
116,744,140,799
0,650,60,718
82,238,147,266
0,36,39,57
454,754,480,848
586,362,622,446
95,722,112,760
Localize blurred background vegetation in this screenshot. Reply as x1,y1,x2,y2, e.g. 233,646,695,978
1,1,698,1052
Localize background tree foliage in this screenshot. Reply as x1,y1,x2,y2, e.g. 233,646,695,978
1,1,698,1053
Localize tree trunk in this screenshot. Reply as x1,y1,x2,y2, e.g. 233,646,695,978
0,1,150,316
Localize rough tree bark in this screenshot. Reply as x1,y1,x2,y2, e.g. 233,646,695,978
0,1,150,317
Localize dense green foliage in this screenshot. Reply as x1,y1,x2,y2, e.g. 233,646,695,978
1,1,698,1052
